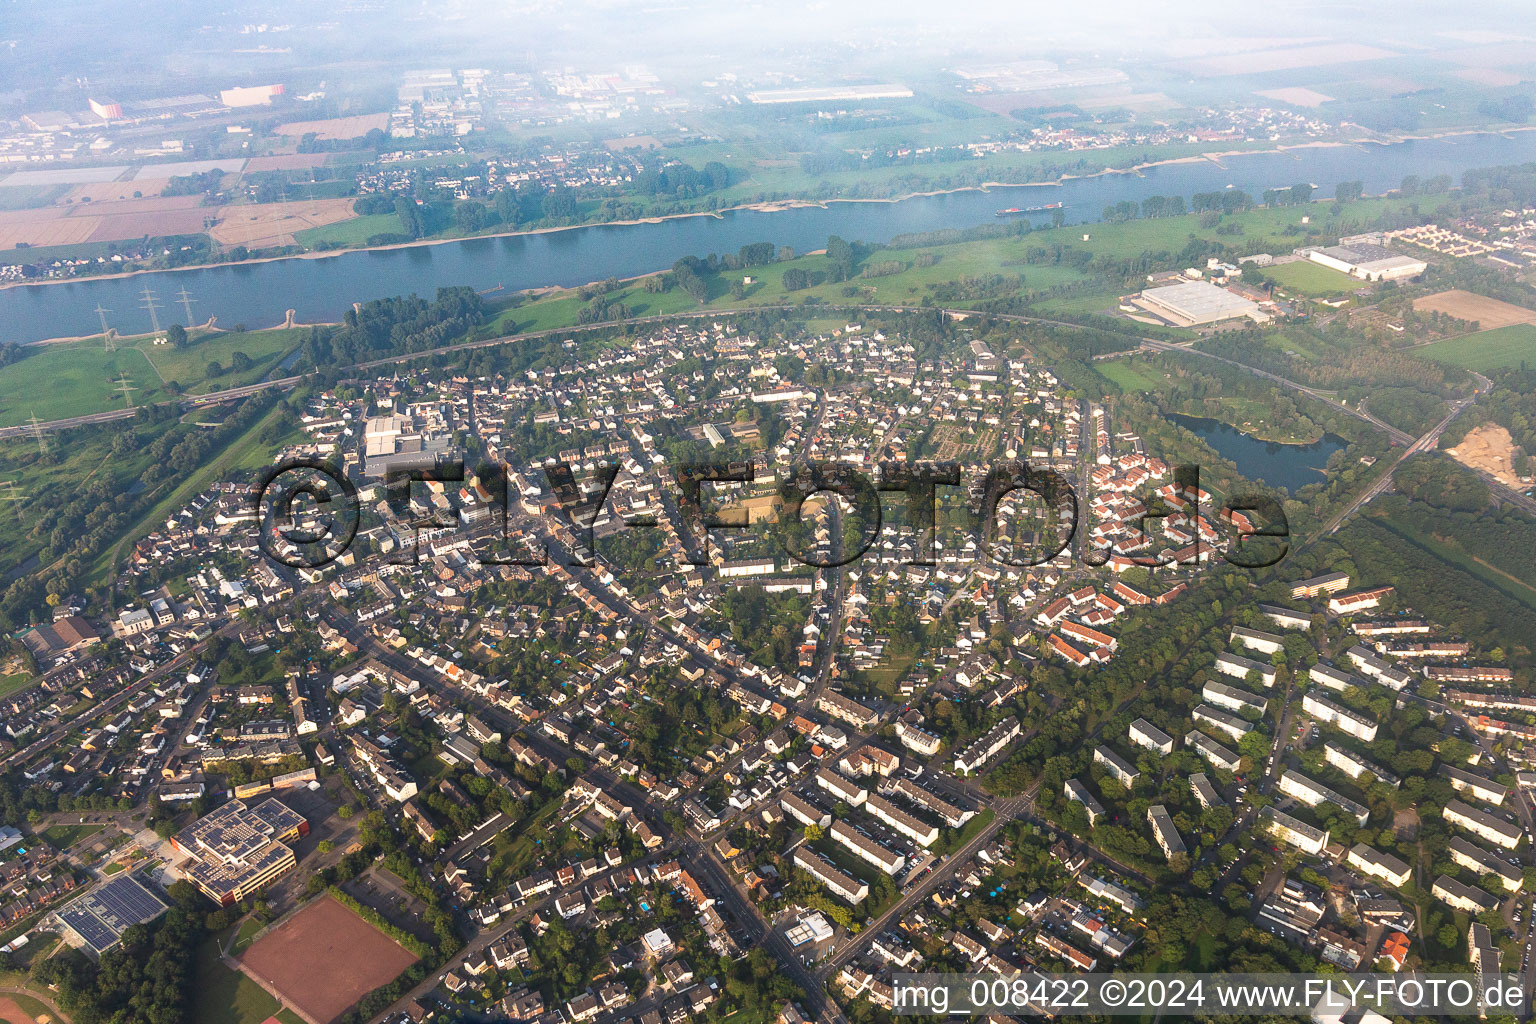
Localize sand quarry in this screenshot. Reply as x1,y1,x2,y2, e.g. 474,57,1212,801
1446,423,1530,489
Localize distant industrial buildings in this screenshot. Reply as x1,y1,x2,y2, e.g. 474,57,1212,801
1304,241,1426,282
1129,280,1271,327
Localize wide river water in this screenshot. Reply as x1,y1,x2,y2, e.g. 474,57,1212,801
5,132,1536,346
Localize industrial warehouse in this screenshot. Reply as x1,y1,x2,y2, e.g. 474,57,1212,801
1303,240,1428,281
1129,280,1271,327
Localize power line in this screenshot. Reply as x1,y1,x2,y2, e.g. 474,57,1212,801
176,287,196,328
114,373,138,410
94,304,113,351
139,284,161,336
26,413,48,456
0,481,26,523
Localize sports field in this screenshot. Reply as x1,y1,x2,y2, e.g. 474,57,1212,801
239,895,417,1024
1095,358,1165,392
1416,323,1536,370
1262,259,1359,296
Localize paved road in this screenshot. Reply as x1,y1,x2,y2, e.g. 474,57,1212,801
818,783,1040,979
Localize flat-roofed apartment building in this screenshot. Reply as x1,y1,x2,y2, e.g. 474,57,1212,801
1324,742,1400,787
1444,799,1523,850
1215,652,1277,688
171,798,309,905
793,847,868,903
1291,572,1350,599
1202,681,1267,715
1260,603,1312,630
1309,663,1364,693
1192,704,1252,742
1185,730,1241,772
1230,626,1284,655
1189,773,1224,810
1146,805,1186,860
1065,779,1104,825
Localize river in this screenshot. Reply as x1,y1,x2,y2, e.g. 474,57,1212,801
4,132,1536,346
1167,412,1346,494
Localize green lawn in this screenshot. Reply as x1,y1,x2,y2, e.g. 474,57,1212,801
1416,323,1536,371
41,822,103,848
0,673,35,699
134,327,307,394
1096,358,1166,393
193,937,281,1024
0,324,304,427
1262,259,1360,297
494,236,1093,337
231,916,264,955
295,212,404,247
0,343,169,427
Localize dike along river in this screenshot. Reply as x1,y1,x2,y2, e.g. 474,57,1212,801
5,132,1536,346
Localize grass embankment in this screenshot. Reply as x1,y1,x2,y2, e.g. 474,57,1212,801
0,326,305,427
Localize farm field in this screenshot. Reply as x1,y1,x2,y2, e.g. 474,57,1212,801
295,211,403,247
1262,258,1360,296
1412,289,1536,329
211,199,359,249
238,895,417,1024
1415,323,1536,370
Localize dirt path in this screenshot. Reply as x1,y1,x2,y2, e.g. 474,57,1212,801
0,988,69,1023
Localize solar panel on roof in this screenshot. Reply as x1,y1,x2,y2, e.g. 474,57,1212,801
61,907,118,952
58,874,169,955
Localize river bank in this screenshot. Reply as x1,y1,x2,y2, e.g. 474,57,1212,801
5,126,1524,299
4,128,1534,348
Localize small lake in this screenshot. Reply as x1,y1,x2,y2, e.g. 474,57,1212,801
1167,412,1346,494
